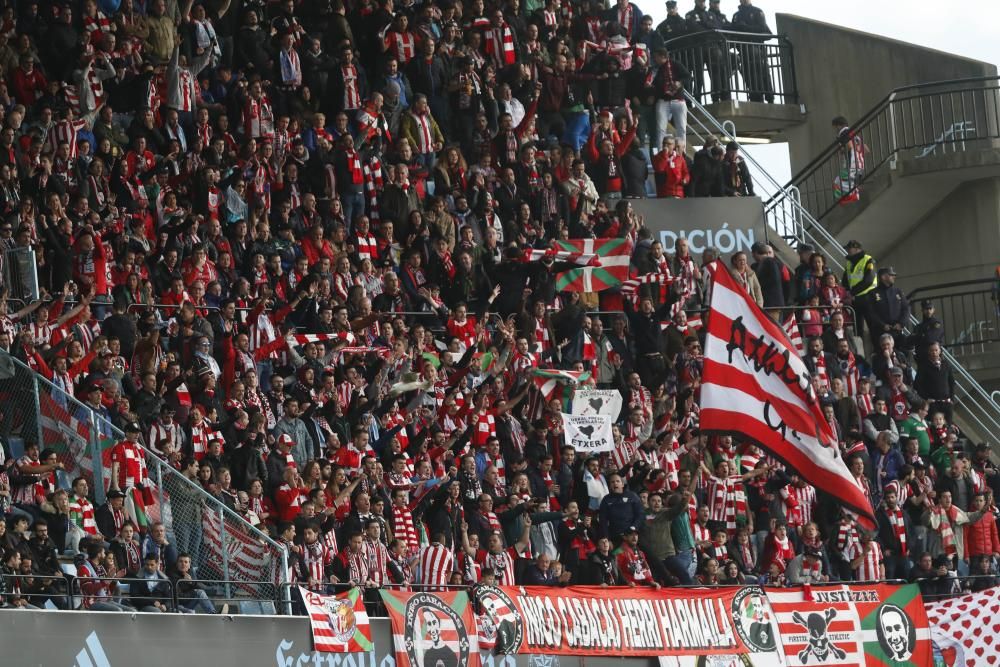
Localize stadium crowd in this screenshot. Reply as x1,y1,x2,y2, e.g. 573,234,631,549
0,0,987,614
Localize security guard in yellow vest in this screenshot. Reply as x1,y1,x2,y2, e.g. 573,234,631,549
841,239,877,342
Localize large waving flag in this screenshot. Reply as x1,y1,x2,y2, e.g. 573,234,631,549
699,262,876,529
553,238,632,292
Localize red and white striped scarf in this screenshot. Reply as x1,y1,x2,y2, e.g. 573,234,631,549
472,411,496,447
344,149,363,184
302,539,331,584
486,24,516,66
709,543,729,563
613,430,640,470
886,505,908,556
363,155,383,222
341,64,361,109
618,3,634,38
392,505,419,556
809,353,829,389
355,233,377,261
932,505,958,555
410,112,434,153
856,392,874,419
708,474,746,536
82,12,112,42
190,422,213,460
769,534,795,572
362,538,390,585
835,522,859,554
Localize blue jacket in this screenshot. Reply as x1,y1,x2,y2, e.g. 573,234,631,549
598,490,644,540
871,447,905,491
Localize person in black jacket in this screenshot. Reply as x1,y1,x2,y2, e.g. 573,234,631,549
689,144,724,197
227,433,269,492
751,242,785,310
915,343,955,422
621,137,649,198
722,142,754,196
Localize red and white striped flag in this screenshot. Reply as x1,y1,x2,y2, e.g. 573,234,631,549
699,261,876,529
202,510,279,593
782,313,806,358
298,587,373,653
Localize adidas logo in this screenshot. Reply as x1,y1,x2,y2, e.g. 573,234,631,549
71,631,111,667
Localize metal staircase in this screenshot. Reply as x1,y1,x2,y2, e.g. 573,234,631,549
684,92,1000,443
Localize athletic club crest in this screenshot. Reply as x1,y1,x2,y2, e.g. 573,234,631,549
324,597,358,644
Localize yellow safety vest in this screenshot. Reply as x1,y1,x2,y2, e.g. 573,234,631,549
846,253,877,296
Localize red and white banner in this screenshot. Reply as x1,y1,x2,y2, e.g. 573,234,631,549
700,262,877,529
201,509,278,593
769,583,931,667
298,586,373,653
927,585,1000,666
381,589,481,667
475,585,768,658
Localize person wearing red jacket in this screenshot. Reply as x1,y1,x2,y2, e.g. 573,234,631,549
614,525,661,588
274,466,309,522
652,136,690,198
73,227,109,297
964,492,1000,563
10,55,47,106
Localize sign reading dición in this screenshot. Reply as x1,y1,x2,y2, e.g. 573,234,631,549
490,586,753,657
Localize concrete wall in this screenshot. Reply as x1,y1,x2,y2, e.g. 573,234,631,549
881,177,1000,288
775,14,998,172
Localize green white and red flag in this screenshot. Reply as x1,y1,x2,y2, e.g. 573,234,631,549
553,238,633,292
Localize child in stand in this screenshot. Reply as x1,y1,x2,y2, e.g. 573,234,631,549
799,294,824,339
820,271,853,324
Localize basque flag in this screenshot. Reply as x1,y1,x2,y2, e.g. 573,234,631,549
699,261,876,529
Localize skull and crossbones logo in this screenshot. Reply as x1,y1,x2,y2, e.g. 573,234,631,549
791,608,846,663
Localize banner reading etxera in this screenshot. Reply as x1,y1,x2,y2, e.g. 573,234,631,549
474,585,779,659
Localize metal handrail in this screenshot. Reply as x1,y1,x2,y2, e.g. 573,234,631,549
73,574,176,609
768,75,1000,222
0,351,291,598
906,277,998,302
662,29,798,105
782,75,1000,183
